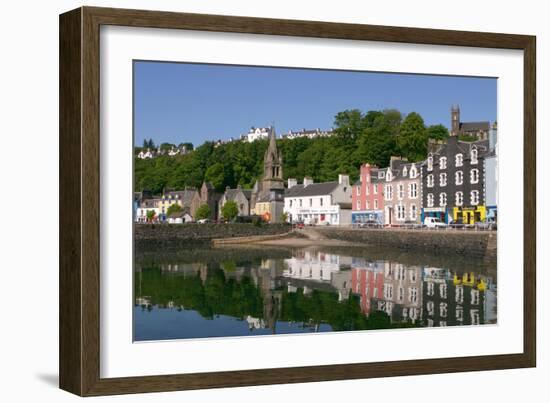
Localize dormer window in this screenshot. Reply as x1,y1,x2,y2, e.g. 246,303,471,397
386,168,393,182
439,157,447,170
403,166,408,177
455,154,463,167
410,164,417,178
427,154,433,171
471,147,478,164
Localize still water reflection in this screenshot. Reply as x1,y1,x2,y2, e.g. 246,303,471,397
134,245,496,341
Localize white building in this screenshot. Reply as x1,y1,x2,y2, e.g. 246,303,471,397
241,126,274,143
137,148,155,159
281,128,334,140
284,175,352,225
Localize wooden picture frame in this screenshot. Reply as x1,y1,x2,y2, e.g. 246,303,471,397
59,6,536,396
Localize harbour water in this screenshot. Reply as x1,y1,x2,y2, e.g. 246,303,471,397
134,244,497,341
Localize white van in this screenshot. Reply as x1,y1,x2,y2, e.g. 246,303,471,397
423,217,447,228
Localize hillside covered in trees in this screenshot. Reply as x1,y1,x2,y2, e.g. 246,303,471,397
135,109,449,195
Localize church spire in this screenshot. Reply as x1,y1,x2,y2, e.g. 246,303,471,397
262,126,283,186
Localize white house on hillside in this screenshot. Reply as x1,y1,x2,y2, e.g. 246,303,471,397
241,126,274,143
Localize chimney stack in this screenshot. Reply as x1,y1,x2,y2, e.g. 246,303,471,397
338,174,350,186
303,177,314,187
287,178,298,188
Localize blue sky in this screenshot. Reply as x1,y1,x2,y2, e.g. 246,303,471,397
134,61,497,147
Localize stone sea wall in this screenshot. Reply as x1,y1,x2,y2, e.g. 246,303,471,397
317,227,497,262
135,223,291,246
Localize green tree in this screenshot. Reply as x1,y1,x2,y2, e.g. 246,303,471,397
333,109,365,145
221,200,239,222
353,109,401,168
397,112,428,162
195,204,211,220
145,210,156,222
427,124,449,141
166,203,183,216
204,162,227,192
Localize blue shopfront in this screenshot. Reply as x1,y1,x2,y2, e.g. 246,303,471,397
352,210,384,225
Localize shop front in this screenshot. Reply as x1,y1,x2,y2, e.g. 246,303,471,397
421,207,448,223
352,210,384,225
451,206,487,225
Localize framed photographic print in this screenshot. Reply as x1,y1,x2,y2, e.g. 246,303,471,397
59,6,536,396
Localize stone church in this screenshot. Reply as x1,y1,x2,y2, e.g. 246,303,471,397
250,127,285,223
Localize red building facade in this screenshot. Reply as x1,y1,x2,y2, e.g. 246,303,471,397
351,163,385,225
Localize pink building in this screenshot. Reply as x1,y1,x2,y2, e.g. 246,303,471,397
351,259,385,315
351,163,385,225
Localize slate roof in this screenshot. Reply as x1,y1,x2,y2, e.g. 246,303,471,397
165,190,199,206
224,188,252,202
285,182,339,197
460,121,490,133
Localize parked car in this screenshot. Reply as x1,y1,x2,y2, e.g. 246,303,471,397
294,221,305,229
423,217,447,228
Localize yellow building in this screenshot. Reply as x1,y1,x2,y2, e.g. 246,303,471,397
252,201,273,222
451,206,486,225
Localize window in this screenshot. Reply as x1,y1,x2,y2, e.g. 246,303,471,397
470,168,479,184
374,200,378,209
470,310,480,325
440,321,447,327
427,301,435,316
309,198,312,207
427,154,433,171
403,166,408,177
409,269,417,282
427,174,434,188
427,193,434,208
439,157,447,169
439,283,447,299
409,287,418,304
386,169,393,182
366,185,370,195
356,186,360,196
356,200,361,210
366,200,370,210
456,307,464,321
397,184,404,200
410,204,417,220
455,170,463,185
409,182,418,198
320,198,323,206
289,200,293,207
470,190,480,205
455,153,463,167
385,185,393,200
384,284,393,300
397,204,406,220
410,165,417,178
427,282,435,297
398,286,404,302
439,192,447,207
471,289,480,305
440,303,448,318
299,199,302,207
396,265,405,281
455,285,464,304
471,147,478,164
439,173,447,186
455,191,463,206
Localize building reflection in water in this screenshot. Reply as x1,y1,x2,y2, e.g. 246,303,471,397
134,248,497,339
